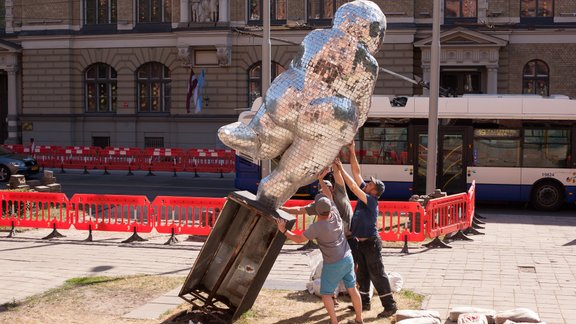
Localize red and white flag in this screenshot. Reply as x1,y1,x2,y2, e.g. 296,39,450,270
186,68,205,113
186,68,198,113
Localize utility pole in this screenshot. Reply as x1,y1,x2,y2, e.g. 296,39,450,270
260,0,272,178
426,0,441,194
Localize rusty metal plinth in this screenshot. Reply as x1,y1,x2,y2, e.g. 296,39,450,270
179,191,295,322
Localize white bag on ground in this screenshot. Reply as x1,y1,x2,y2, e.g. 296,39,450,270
395,309,441,321
396,318,441,324
449,306,496,322
387,271,404,292
495,308,541,324
306,250,374,297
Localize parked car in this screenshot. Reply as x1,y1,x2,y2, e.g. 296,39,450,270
0,146,40,182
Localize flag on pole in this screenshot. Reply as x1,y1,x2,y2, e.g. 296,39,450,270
194,69,205,114
185,68,198,113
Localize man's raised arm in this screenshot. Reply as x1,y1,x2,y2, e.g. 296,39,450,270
348,141,363,186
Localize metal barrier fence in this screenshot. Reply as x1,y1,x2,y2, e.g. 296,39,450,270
1,144,235,175
1,185,477,249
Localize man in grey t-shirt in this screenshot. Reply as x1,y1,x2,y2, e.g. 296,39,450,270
277,185,364,324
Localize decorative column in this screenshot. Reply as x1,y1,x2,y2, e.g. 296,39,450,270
6,66,19,144
486,65,498,94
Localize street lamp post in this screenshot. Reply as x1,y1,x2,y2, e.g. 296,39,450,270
261,0,272,178
426,0,441,194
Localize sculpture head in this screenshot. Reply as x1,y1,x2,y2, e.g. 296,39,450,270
333,0,387,54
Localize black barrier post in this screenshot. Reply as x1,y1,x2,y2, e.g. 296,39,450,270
472,219,484,230
463,226,484,236
6,221,16,238
121,227,148,243
400,235,409,254
444,230,473,242
83,224,93,242
423,236,452,249
42,223,65,240
164,228,179,245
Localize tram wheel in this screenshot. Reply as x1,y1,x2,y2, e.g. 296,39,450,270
531,181,564,211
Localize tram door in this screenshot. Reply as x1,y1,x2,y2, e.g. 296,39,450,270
412,127,468,195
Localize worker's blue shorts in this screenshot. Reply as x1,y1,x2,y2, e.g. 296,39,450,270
320,253,356,295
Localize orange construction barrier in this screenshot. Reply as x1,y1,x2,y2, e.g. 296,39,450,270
0,191,70,237
99,148,143,171
152,196,225,238
425,192,469,239
70,194,152,241
54,148,101,170
378,201,426,243
280,199,313,235
141,148,186,172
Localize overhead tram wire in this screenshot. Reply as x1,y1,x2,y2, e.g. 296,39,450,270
232,28,301,45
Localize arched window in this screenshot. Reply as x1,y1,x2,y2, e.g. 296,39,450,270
85,63,117,112
137,62,171,112
248,61,286,106
523,60,549,96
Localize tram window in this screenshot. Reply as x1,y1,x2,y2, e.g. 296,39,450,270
340,127,408,165
523,129,570,168
473,129,520,167
474,139,521,167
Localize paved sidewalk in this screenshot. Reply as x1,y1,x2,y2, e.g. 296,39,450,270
1,208,575,323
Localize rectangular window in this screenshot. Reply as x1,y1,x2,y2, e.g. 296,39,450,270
523,129,570,168
308,0,347,23
445,0,477,18
92,136,111,148
473,129,521,167
248,0,287,24
138,0,171,23
340,126,408,165
85,0,117,25
521,0,553,17
145,137,165,148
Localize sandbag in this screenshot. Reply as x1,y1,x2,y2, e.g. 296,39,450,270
449,306,496,323
495,308,541,324
396,318,441,324
458,313,488,324
395,309,441,321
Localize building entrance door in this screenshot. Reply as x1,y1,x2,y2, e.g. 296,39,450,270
441,69,482,96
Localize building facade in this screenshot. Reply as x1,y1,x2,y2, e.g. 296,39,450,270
0,0,575,148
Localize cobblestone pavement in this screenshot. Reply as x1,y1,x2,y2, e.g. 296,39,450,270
1,207,575,323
